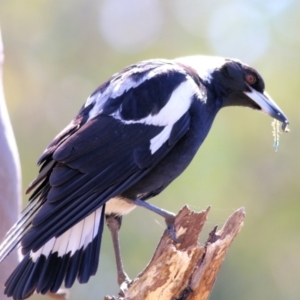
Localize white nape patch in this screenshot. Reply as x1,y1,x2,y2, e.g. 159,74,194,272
175,55,228,83
30,207,103,262
150,125,173,154
112,78,198,127
85,62,183,121
105,197,136,216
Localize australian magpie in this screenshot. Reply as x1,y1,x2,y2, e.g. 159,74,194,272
0,55,289,300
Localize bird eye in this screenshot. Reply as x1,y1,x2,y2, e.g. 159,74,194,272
245,73,256,85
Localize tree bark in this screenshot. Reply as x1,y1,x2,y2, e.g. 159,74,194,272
105,206,245,300
0,28,22,299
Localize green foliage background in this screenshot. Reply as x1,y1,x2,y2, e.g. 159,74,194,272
0,1,299,299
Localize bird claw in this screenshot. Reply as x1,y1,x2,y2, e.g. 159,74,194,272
166,217,180,243
118,277,132,297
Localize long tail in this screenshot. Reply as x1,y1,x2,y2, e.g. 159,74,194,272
4,206,105,300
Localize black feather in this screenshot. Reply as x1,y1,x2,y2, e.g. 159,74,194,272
78,205,105,282
168,111,191,146
50,253,71,293
64,249,83,288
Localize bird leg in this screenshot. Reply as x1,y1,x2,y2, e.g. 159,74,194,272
134,199,180,243
105,215,130,291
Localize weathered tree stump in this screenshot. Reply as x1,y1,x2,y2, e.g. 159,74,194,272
105,206,245,300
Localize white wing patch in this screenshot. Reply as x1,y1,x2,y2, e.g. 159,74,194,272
144,78,196,126
85,62,183,121
110,78,199,154
84,60,203,156
148,79,199,153
30,206,103,262
112,78,198,127
150,125,173,154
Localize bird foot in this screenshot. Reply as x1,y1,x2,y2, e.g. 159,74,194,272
165,216,180,244
118,273,132,297
133,199,181,243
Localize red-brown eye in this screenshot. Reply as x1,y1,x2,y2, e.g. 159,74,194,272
245,73,256,84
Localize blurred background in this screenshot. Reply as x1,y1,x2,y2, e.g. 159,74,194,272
0,0,299,299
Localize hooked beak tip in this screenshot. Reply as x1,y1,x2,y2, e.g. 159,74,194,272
281,119,290,132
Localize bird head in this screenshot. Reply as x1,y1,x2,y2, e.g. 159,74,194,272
177,56,289,129
213,59,288,125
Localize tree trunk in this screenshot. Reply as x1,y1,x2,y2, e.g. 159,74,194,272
105,206,245,300
0,27,22,300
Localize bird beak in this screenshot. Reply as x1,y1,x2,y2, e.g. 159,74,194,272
244,84,289,128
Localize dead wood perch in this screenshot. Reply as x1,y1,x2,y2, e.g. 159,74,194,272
105,206,245,300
